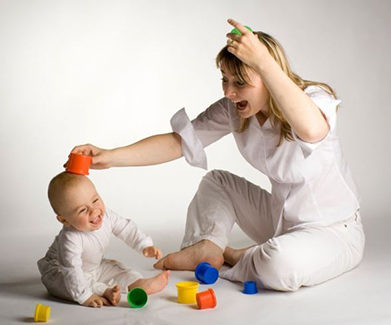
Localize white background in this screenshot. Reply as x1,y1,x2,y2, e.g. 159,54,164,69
1,1,390,324
0,0,389,240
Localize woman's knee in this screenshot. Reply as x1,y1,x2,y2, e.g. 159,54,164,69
254,239,302,292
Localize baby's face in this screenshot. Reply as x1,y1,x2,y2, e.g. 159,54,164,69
59,177,105,232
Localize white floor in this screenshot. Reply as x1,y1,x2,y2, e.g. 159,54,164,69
1,214,390,325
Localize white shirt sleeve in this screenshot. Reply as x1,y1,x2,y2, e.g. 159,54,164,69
107,208,154,253
91,281,109,297
57,231,94,304
292,86,341,156
170,98,232,169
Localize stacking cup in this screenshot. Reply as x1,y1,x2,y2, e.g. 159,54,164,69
127,287,148,308
195,262,219,284
242,281,258,294
196,288,217,309
34,303,51,322
66,153,92,175
176,281,199,304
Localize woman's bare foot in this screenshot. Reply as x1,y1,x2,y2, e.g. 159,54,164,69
223,245,256,266
153,240,224,271
103,285,121,305
128,271,170,295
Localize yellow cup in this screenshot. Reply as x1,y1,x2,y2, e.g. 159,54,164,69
176,281,199,304
34,303,50,322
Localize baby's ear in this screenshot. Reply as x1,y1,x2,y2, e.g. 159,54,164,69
56,215,67,225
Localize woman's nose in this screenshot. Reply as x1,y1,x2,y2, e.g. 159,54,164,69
224,86,237,100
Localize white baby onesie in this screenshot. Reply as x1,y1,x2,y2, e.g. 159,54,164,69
37,208,153,304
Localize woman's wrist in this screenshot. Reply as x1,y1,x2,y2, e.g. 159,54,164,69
108,147,125,167
254,51,276,76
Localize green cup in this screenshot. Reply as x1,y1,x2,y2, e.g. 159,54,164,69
127,287,148,308
230,26,253,35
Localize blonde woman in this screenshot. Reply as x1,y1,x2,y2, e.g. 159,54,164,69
71,19,364,291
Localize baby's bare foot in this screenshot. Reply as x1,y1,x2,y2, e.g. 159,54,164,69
128,271,170,295
153,240,224,271
103,285,121,305
223,245,256,266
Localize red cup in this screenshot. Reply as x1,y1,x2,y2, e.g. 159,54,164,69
196,288,216,309
66,153,92,175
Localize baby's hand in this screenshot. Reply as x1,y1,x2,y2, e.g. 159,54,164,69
82,293,110,308
143,246,162,259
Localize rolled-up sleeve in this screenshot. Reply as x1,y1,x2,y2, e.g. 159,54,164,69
292,86,341,156
170,98,232,169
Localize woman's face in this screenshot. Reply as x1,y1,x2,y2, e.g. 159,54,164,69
221,64,270,118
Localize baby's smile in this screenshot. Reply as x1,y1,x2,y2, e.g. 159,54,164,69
90,213,103,227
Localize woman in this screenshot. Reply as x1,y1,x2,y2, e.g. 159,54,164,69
72,19,364,291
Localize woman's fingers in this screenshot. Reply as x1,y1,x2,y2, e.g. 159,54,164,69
226,19,248,51
227,18,249,36
71,144,96,156
226,38,234,47
64,144,96,168
63,144,111,169
226,33,240,43
225,19,265,68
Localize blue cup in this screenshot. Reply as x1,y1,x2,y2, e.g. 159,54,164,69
195,262,219,284
243,281,258,294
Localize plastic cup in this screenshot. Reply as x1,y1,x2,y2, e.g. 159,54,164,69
196,288,217,309
65,153,92,175
230,26,253,35
176,281,199,304
34,303,50,322
127,287,148,308
195,262,219,284
243,281,258,294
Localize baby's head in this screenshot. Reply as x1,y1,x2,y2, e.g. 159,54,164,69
48,172,105,231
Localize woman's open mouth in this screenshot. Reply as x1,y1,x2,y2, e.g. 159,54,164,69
236,100,248,111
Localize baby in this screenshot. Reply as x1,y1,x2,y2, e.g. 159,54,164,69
37,171,169,307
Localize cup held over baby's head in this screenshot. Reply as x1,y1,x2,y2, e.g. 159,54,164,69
65,153,91,175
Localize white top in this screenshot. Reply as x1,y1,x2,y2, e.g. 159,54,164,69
41,208,153,304
171,86,360,234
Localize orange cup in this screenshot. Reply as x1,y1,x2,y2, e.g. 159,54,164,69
196,288,217,309
66,153,92,175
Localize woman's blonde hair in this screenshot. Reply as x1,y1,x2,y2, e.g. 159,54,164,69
216,31,337,146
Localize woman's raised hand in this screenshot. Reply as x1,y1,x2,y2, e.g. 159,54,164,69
226,19,269,70
69,144,112,169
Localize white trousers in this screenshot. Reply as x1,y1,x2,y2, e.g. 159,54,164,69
181,170,365,292
38,258,142,303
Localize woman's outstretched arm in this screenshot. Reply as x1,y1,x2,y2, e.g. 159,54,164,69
71,132,182,169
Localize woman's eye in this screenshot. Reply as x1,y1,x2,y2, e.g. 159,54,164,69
93,198,99,203
221,78,227,83
236,81,245,86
